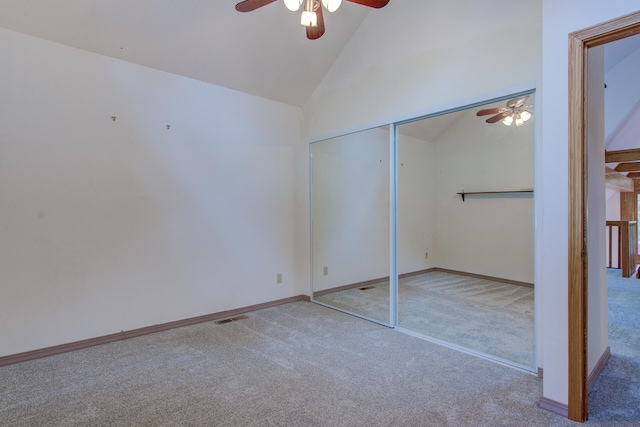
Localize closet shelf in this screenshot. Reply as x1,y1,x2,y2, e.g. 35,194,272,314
457,190,533,202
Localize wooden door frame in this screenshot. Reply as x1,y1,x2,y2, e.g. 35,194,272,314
568,11,640,422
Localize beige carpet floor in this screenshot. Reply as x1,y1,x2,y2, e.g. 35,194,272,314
587,269,640,422
1,269,638,425
316,271,534,368
1,301,572,427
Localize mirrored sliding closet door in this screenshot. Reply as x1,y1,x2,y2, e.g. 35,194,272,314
310,92,536,370
311,126,392,325
396,94,535,369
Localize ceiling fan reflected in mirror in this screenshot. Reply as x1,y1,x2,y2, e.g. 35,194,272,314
476,95,533,127
235,0,390,40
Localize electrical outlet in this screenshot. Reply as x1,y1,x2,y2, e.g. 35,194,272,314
323,266,328,276
276,273,282,284
425,252,429,259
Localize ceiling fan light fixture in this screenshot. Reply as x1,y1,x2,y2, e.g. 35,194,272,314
284,0,303,11
520,110,532,122
235,0,390,40
515,112,525,127
321,0,342,12
502,115,514,126
300,10,318,26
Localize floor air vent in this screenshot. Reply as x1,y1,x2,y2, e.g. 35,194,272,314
359,286,375,291
214,315,248,325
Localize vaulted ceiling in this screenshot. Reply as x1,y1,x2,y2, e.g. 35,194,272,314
0,0,384,107
1,1,639,124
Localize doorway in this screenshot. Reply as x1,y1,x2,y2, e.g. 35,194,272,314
568,11,640,422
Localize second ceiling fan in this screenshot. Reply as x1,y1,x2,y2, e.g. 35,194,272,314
476,95,533,127
235,0,390,40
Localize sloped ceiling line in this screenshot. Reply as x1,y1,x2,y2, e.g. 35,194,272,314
0,0,374,107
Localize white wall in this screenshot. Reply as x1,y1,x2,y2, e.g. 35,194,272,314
398,134,437,275
310,128,438,294
0,28,302,357
605,191,621,269
311,127,390,291
605,46,640,145
303,1,541,138
434,107,534,283
606,191,621,221
541,0,639,406
586,45,609,377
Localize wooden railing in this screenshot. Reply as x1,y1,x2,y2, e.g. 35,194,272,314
606,220,637,277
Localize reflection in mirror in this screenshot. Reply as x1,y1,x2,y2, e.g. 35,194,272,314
396,93,535,369
311,126,391,325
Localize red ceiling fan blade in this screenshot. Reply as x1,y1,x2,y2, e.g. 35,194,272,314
476,108,507,117
235,0,277,12
346,0,389,8
486,112,511,123
307,5,325,40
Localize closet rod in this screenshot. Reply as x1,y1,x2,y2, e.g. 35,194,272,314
457,190,533,202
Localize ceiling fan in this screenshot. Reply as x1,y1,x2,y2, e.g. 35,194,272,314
476,95,533,127
235,0,390,40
